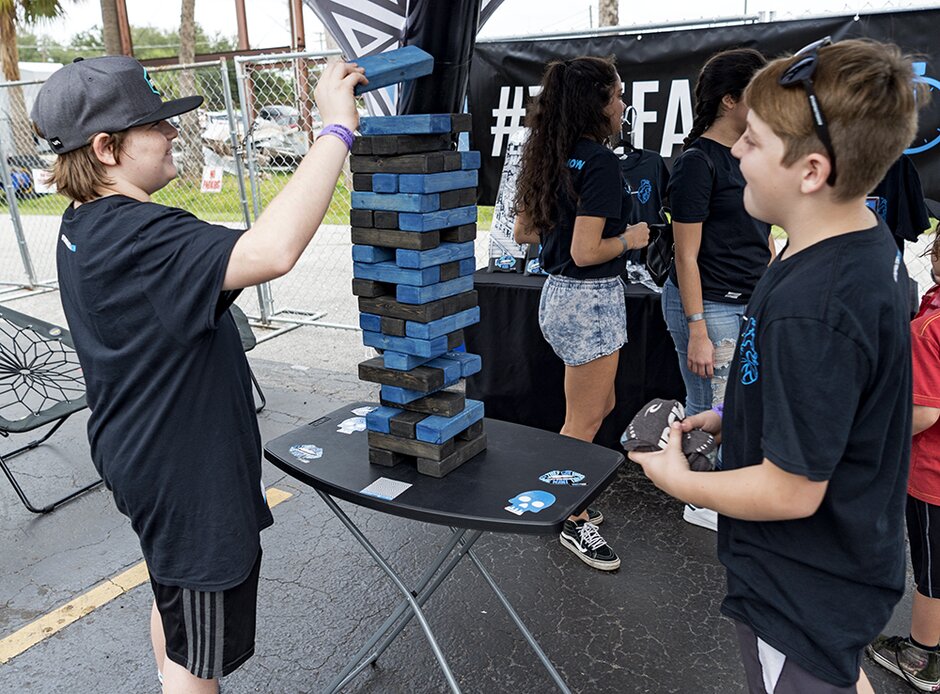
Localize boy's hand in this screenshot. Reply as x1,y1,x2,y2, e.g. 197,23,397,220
314,61,368,131
680,409,722,443
628,422,690,495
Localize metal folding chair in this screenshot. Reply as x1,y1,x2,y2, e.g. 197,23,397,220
229,304,266,413
0,305,101,514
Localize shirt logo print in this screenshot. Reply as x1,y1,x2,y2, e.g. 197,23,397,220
738,317,759,385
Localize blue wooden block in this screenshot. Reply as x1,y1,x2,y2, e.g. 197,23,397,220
365,406,403,434
352,191,441,213
460,151,481,170
415,399,485,444
353,46,434,96
439,351,482,378
457,257,476,277
359,312,382,332
360,114,454,136
381,376,460,405
398,205,477,232
399,170,478,194
352,245,395,263
362,330,448,358
423,356,462,383
371,174,399,193
383,351,433,370
354,261,439,287
397,275,474,305
396,241,475,269
406,307,480,340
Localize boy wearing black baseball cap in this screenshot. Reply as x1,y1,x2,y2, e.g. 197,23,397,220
629,39,925,692
31,56,366,693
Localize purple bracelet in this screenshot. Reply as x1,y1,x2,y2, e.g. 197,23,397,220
711,403,724,418
318,123,355,151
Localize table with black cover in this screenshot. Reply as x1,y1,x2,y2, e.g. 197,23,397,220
264,402,624,693
465,270,685,449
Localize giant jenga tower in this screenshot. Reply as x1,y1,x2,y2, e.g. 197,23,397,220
350,113,486,477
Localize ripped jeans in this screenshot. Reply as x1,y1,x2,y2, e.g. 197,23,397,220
661,278,745,416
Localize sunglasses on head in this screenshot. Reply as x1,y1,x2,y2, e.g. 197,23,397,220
778,36,837,187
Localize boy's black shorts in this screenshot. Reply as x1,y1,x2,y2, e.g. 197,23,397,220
150,548,262,680
907,496,940,597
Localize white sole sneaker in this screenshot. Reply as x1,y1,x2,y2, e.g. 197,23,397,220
683,504,718,532
867,645,940,692
558,533,621,571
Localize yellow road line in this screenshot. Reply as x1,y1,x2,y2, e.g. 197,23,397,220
0,486,292,665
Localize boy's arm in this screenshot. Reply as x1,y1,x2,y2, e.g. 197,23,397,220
914,404,940,435
222,61,366,291
631,423,829,521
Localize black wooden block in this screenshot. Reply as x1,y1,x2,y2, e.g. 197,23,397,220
438,260,463,282
352,278,393,298
388,410,429,439
368,430,455,462
441,151,462,171
369,446,409,467
451,113,472,133
354,133,455,156
417,432,487,478
359,290,478,324
352,173,374,191
350,152,447,174
351,227,440,251
457,420,484,441
350,209,373,227
380,316,406,336
359,356,445,391
447,330,465,350
374,210,400,229
381,389,465,417
439,187,477,210
439,223,477,243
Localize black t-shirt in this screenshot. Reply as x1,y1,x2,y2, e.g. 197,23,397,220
718,219,911,687
619,148,669,264
539,138,631,279
57,195,273,591
667,138,771,303
871,154,930,251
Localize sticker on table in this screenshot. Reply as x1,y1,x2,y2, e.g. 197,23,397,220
352,406,378,417
505,490,556,516
337,416,367,435
361,477,412,501
539,470,586,486
289,444,323,462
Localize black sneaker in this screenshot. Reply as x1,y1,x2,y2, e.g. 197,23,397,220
867,635,940,692
586,507,604,525
559,519,620,571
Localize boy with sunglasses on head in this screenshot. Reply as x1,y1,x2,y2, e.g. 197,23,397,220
629,38,926,693
30,56,366,693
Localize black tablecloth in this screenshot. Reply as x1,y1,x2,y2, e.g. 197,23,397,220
465,270,685,450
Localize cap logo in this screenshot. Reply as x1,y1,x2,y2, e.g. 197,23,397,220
141,67,160,95
49,137,62,149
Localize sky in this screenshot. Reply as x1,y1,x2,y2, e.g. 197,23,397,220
27,0,939,54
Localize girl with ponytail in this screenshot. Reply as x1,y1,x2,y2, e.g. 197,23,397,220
513,55,649,571
662,48,771,532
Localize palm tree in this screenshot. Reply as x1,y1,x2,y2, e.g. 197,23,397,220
0,0,65,158
599,0,618,27
177,0,201,181
99,0,120,55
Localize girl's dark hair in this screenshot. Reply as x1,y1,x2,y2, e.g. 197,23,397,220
514,55,619,234
683,48,767,150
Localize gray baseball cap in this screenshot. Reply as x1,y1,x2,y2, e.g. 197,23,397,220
31,56,204,154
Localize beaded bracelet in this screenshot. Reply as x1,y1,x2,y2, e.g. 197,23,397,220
318,123,355,151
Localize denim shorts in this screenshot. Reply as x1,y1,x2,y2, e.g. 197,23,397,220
538,274,627,367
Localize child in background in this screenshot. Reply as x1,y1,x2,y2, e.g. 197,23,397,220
868,230,940,692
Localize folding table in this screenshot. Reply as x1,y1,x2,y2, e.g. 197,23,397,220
263,402,624,693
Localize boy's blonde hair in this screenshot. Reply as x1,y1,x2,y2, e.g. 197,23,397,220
34,127,128,203
745,39,927,202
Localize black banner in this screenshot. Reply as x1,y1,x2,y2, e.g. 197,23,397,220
468,9,940,205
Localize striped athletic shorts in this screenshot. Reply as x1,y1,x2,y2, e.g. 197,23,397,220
150,549,262,680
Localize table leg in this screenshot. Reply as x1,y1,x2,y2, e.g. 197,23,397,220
316,490,462,694
465,547,572,694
